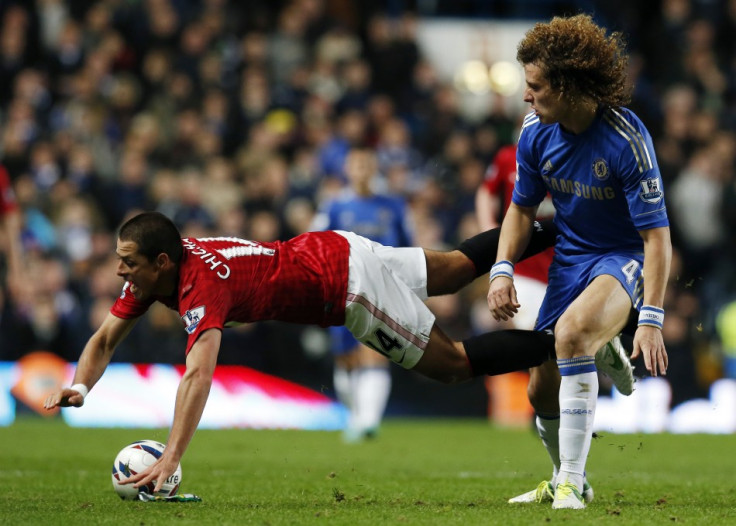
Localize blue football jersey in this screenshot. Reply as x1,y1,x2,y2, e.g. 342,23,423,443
318,189,413,353
514,107,669,260
324,191,413,248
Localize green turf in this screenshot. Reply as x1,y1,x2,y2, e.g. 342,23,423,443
1,417,734,525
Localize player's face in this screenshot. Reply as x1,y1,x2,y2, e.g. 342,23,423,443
522,63,567,124
345,151,376,194
115,239,163,301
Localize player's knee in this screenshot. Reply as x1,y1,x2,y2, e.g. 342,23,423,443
554,321,593,358
440,361,470,384
448,250,476,287
426,360,470,384
414,346,471,385
433,368,469,385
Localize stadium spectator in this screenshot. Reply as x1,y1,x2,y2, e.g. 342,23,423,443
312,147,413,442
0,164,26,304
0,162,28,359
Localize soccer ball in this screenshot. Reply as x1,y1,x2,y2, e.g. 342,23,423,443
111,440,182,500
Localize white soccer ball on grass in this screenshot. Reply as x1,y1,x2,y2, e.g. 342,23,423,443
111,439,182,500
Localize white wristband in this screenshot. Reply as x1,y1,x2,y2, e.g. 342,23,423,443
638,305,664,329
490,260,514,283
70,383,89,399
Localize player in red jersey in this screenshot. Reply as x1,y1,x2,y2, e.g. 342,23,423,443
45,211,563,493
0,164,25,304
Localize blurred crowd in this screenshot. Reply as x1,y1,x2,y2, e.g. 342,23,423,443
0,0,735,407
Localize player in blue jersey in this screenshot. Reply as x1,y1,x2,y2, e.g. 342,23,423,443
488,15,672,509
313,147,413,442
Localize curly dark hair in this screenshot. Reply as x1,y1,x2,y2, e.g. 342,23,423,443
517,14,631,109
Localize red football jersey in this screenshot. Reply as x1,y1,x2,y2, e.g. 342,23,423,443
111,231,350,354
0,165,18,216
483,145,553,282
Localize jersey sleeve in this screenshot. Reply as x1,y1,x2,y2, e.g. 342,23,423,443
110,282,155,319
179,283,232,354
512,124,548,207
614,113,669,231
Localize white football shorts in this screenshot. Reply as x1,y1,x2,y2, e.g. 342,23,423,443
336,230,434,369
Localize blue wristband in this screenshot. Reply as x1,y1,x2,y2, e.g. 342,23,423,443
638,305,664,329
490,260,514,283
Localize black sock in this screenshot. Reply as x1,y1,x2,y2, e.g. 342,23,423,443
463,329,556,376
456,219,558,278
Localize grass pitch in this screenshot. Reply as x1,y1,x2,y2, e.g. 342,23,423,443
1,417,734,525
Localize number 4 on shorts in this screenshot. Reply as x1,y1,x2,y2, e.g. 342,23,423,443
365,328,403,357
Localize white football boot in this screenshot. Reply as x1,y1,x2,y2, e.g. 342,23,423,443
552,481,586,509
595,334,635,395
509,479,593,504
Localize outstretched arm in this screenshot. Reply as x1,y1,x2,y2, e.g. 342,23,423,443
44,313,138,409
124,328,221,493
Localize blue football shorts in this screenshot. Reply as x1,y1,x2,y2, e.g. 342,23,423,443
534,252,644,332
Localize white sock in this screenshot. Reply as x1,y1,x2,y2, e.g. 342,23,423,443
333,366,352,409
535,413,560,484
352,367,391,433
557,356,598,492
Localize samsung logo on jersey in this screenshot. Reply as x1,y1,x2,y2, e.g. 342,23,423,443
541,176,616,200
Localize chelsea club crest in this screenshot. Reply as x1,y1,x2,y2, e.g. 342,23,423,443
592,158,609,180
